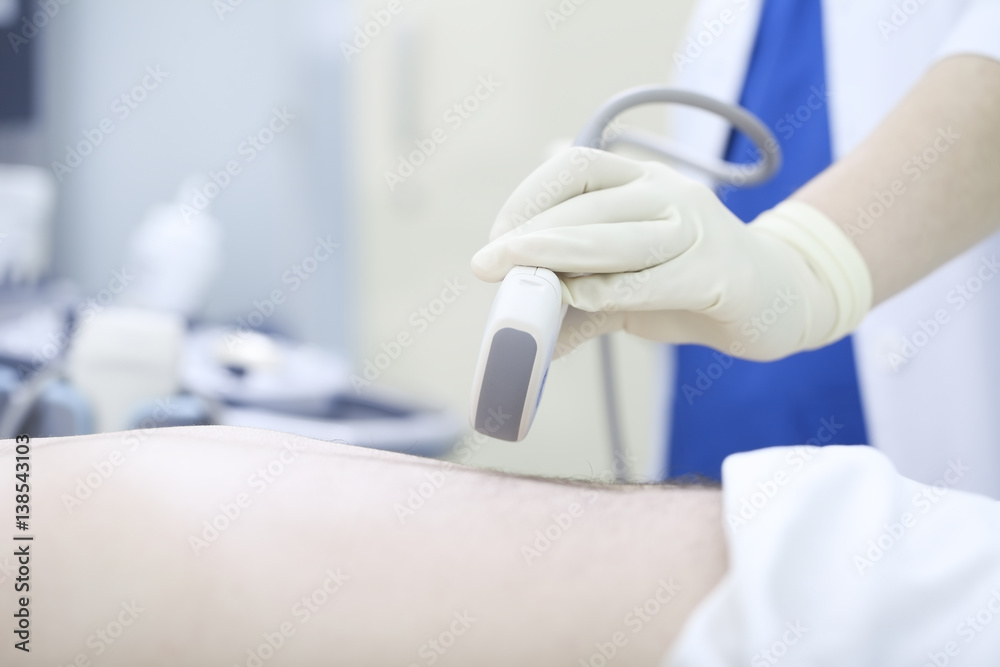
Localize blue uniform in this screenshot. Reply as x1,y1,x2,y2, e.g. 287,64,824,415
667,0,869,480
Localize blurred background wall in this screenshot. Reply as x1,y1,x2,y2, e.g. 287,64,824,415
4,0,697,480
350,0,696,479
38,0,357,353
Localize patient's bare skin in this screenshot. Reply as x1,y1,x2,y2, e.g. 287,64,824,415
0,426,725,667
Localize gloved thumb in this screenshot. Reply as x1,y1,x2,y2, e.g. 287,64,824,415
553,307,625,358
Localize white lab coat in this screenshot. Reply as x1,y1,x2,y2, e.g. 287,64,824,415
668,0,1000,497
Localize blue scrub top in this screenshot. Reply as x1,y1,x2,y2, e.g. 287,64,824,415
667,0,869,481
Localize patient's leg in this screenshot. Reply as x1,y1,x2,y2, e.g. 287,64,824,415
0,426,725,667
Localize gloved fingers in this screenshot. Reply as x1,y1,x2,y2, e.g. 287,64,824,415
621,310,793,361
474,180,683,280
471,218,693,282
490,148,651,241
498,177,679,238
619,310,727,346
559,260,724,313
553,307,624,358
552,308,739,360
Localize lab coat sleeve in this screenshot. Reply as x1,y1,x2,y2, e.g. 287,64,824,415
937,0,1000,63
663,445,1000,666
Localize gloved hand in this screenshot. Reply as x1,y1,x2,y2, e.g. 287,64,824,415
471,148,872,361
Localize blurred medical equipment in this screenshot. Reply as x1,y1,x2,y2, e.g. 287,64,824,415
0,165,55,284
118,178,223,317
52,179,214,432
1,313,462,456
173,327,462,457
0,164,85,439
0,311,463,457
2,316,463,456
0,282,91,439
66,307,185,432
0,1,33,123
470,86,781,473
0,175,461,457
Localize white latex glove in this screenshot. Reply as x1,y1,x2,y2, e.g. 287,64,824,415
471,148,872,361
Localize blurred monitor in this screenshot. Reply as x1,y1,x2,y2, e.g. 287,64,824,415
0,0,34,122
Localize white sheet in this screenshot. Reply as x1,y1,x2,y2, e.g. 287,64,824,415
665,445,1000,665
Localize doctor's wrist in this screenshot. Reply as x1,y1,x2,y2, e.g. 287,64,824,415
749,200,874,349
